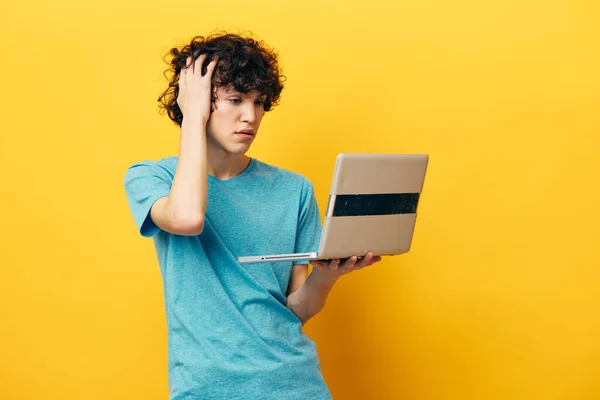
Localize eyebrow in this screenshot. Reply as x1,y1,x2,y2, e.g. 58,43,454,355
224,88,266,98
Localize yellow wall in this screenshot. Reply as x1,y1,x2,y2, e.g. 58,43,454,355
1,0,599,399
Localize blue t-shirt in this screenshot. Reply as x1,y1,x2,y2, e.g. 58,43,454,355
124,156,332,400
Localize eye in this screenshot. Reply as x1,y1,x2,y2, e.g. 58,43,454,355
229,98,242,104
255,99,266,106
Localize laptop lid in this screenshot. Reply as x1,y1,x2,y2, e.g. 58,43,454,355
317,153,428,260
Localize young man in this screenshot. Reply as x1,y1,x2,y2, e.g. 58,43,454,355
124,33,381,400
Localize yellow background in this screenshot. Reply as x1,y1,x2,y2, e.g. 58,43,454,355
1,0,599,399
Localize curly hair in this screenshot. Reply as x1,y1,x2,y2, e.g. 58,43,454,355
158,32,285,127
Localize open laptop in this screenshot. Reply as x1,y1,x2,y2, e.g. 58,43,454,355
237,153,429,264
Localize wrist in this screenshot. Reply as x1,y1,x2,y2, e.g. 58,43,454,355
309,267,340,287
181,114,208,128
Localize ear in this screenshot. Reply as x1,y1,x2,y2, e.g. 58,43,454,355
211,87,218,112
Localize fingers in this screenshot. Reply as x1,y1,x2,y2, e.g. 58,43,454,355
194,53,206,74
180,53,216,90
310,253,382,273
346,252,381,270
310,259,341,271
183,56,194,73
179,56,191,87
369,256,382,266
358,253,383,268
337,256,356,272
205,57,219,78
181,54,205,75
190,53,218,77
355,252,374,269
328,259,341,271
180,56,195,82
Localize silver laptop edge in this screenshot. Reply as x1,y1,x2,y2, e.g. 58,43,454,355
237,252,319,264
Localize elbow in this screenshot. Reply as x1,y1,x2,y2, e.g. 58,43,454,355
186,218,205,236
157,197,206,236
172,215,204,236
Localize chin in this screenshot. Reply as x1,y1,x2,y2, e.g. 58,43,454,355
227,144,252,156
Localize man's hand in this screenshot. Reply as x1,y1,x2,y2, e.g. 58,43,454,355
310,252,382,279
177,53,218,124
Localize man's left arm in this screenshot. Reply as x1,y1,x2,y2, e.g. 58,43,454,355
287,253,381,325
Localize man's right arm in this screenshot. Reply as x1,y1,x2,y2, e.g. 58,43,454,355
149,54,217,236
150,116,207,236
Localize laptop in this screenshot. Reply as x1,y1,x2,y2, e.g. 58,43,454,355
237,153,429,264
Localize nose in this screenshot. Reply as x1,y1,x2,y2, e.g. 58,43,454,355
240,102,257,124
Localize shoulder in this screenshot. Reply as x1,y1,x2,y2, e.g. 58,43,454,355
124,156,178,181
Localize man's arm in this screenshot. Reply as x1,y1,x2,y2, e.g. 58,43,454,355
286,253,381,325
286,265,338,325
151,54,218,236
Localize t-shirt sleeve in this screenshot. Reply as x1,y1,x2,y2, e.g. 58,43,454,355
293,178,323,265
123,161,173,238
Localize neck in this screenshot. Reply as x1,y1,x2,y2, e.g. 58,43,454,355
207,152,251,180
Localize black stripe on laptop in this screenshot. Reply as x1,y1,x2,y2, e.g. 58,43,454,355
332,193,420,217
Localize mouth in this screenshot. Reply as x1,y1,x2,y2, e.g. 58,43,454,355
235,130,256,141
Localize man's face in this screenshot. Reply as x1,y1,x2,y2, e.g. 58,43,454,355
206,85,267,156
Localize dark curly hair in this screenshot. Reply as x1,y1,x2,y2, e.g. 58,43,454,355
158,32,285,127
